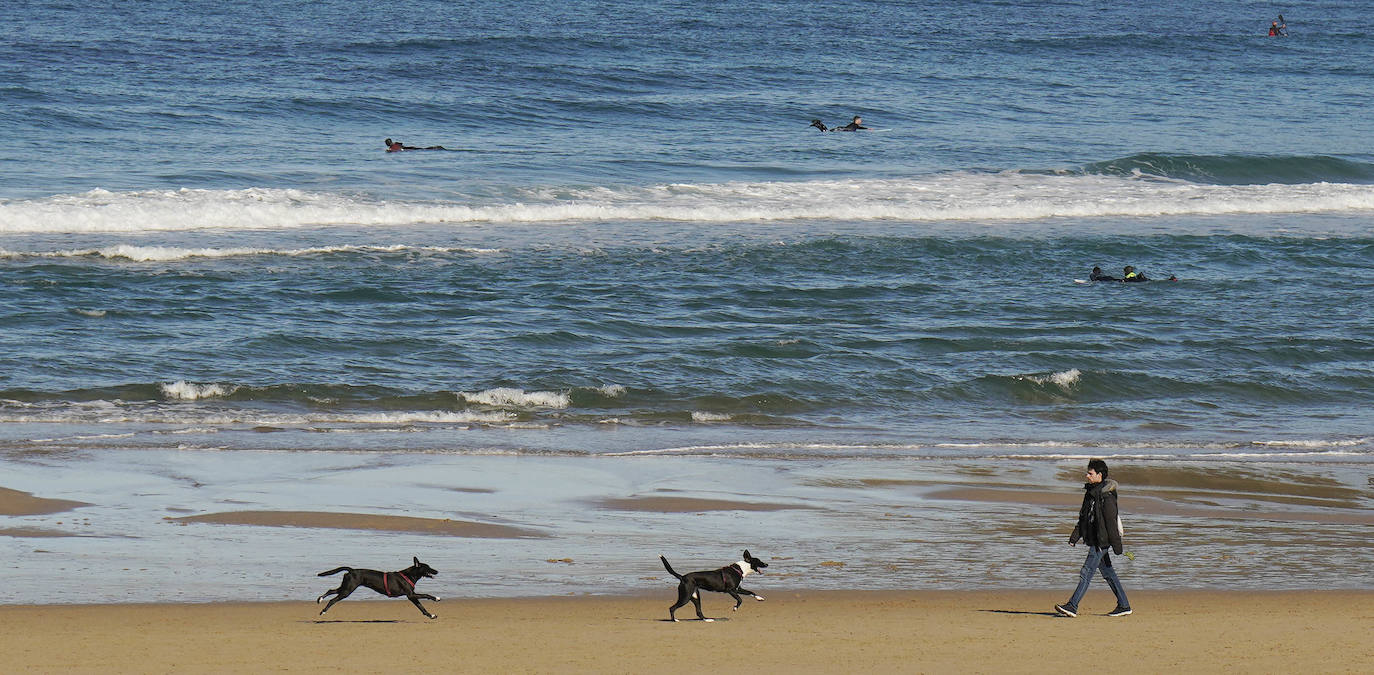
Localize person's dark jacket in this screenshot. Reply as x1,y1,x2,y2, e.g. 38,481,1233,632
1069,478,1123,554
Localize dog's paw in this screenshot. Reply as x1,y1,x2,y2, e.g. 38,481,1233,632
434,596,442,602
703,618,715,623
426,613,438,620
755,595,766,601
670,618,679,623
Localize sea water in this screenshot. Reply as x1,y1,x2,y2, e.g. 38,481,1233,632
1,0,1371,602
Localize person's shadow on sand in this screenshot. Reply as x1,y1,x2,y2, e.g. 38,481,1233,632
979,609,1061,617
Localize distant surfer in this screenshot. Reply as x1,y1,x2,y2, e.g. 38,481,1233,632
836,116,869,131
1089,266,1120,282
809,115,869,132
1079,265,1174,284
1121,266,1177,282
1268,16,1287,36
385,138,447,152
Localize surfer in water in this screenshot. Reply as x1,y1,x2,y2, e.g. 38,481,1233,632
1268,15,1287,36
385,138,448,152
809,115,869,132
1089,266,1120,282
1121,266,1178,282
836,115,869,131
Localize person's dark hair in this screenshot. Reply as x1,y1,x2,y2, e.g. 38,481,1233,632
1088,458,1109,477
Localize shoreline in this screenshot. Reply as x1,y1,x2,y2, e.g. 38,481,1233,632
3,454,1372,604
2,590,1370,673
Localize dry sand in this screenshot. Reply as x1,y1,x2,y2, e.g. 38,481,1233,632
1,590,1369,673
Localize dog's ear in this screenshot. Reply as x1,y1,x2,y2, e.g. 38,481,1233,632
414,556,420,565
743,549,751,559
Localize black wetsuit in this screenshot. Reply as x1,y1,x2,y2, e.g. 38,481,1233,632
835,122,868,131
1090,272,1120,282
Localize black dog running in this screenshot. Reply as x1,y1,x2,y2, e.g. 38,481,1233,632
316,556,441,619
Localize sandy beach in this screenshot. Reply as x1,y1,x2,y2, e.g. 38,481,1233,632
1,590,1370,673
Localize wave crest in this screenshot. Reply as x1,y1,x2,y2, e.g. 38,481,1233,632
160,381,235,400
459,388,571,408
5,165,1374,235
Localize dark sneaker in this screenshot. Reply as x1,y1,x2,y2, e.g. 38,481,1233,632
1054,603,1078,617
1107,606,1132,617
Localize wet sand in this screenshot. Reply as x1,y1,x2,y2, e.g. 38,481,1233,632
2,454,1371,604
0,486,90,516
167,510,548,538
926,487,1374,525
594,495,812,512
1,590,1369,673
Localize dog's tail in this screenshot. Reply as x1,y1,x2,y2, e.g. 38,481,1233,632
317,567,351,577
660,555,683,580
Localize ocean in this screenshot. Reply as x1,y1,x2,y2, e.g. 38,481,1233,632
1,0,1371,603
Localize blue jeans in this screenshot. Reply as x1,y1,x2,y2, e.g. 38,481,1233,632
1067,545,1129,609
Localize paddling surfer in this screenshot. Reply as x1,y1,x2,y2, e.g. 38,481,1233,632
809,115,870,132
385,138,447,152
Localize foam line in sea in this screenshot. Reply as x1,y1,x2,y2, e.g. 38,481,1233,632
4,170,1374,234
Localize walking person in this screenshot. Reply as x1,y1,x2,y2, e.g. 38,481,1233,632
1055,459,1132,617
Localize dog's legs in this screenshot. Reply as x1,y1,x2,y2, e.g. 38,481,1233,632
690,588,710,622
319,588,352,615
414,593,441,602
406,594,437,620
668,582,694,622
728,590,744,611
319,578,358,615
737,585,765,602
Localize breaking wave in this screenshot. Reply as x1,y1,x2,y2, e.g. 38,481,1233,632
4,159,1374,234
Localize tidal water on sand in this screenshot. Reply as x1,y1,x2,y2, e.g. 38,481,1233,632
2,0,1371,602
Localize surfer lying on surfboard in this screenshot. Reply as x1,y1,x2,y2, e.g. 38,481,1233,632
1079,265,1177,283
810,115,869,132
385,138,448,152
1090,266,1120,282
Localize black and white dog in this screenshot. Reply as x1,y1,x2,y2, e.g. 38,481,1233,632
660,550,768,622
316,556,441,619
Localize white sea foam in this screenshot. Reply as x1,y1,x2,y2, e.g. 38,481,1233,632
4,176,1374,234
160,381,234,400
1,243,498,262
1250,437,1372,448
597,384,627,397
690,411,734,422
1,407,515,426
459,388,571,408
1022,369,1082,389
